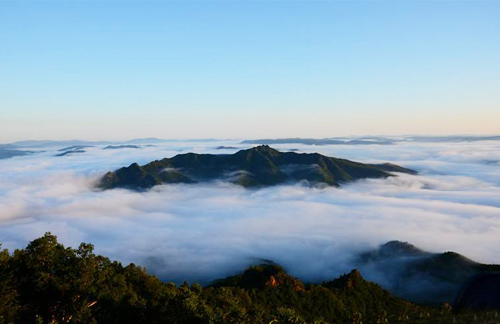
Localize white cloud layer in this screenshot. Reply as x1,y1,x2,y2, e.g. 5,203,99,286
0,140,499,285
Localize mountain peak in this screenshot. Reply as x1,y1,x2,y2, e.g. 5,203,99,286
210,264,305,291
359,241,428,263
253,144,272,150
323,269,366,290
247,145,280,156
380,240,427,256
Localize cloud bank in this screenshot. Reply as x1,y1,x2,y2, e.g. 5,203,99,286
0,140,499,287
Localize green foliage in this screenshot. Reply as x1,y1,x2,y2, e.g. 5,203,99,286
0,234,495,324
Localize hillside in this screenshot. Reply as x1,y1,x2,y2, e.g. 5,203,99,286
357,241,500,305
99,145,416,190
1,233,495,324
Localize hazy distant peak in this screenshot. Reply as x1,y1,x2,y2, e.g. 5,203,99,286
380,240,428,256
356,241,500,305
359,240,429,263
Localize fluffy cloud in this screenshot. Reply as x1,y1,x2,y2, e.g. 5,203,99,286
0,140,499,286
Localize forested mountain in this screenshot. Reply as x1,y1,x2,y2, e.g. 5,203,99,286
99,145,416,190
0,234,498,324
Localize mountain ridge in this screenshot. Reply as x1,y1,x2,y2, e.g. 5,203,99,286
357,241,500,306
99,145,417,190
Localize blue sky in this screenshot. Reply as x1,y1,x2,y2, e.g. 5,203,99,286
1,1,499,142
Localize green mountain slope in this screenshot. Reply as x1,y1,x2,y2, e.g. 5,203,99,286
0,234,485,324
99,145,416,190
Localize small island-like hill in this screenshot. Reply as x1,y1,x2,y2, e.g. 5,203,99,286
99,145,416,190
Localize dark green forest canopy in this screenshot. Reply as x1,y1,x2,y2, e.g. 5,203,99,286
0,234,496,324
99,145,416,190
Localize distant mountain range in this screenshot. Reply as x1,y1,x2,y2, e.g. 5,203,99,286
58,145,94,152
4,135,500,149
3,136,498,161
5,138,220,148
99,145,416,190
0,148,31,160
241,138,394,145
241,135,500,146
55,150,86,157
103,145,142,150
405,135,500,143
0,145,33,160
357,241,500,306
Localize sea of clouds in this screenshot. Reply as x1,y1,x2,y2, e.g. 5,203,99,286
0,139,499,286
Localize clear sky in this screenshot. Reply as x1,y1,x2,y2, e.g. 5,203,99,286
1,1,499,142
